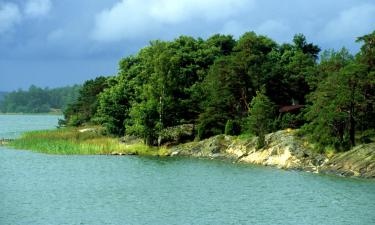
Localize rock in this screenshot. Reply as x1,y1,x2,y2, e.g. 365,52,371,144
320,143,375,178
159,124,195,145
167,129,375,179
170,151,179,157
79,128,96,133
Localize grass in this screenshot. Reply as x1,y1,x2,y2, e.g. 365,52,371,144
236,132,255,140
9,127,171,156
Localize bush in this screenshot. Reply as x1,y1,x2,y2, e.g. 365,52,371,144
224,119,241,135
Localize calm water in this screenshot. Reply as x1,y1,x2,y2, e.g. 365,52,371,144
0,115,62,139
1,115,375,225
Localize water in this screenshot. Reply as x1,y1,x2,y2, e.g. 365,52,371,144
1,115,375,225
0,115,62,139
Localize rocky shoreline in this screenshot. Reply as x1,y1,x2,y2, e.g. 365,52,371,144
169,130,375,179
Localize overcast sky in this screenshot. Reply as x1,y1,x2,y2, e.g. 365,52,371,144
0,0,374,91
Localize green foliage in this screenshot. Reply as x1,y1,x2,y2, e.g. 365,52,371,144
277,113,305,130
247,88,276,148
59,30,375,153
225,120,235,135
126,99,160,146
224,119,240,135
0,91,8,103
62,76,108,126
197,56,248,139
0,85,80,113
303,61,374,151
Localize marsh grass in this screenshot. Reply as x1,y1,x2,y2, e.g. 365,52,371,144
9,128,170,156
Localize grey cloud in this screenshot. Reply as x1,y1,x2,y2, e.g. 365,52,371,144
24,0,52,18
1,0,374,91
91,0,254,42
321,3,375,42
0,2,21,33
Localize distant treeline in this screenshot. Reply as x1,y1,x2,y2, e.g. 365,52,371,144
0,85,80,113
61,30,375,152
0,92,8,102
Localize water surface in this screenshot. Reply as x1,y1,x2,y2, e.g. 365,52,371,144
1,115,374,225
0,114,61,139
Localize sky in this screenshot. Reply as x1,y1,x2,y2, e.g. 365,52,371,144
0,0,374,91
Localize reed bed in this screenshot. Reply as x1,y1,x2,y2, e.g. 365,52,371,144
9,128,170,156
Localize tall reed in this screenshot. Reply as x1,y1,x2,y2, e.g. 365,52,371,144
9,128,170,156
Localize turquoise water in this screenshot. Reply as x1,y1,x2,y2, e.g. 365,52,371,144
1,115,375,225
0,115,62,139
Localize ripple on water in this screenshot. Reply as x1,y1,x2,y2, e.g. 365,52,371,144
1,115,375,225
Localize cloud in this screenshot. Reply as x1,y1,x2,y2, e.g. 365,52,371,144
321,3,375,42
91,0,253,42
24,0,52,17
220,21,249,37
0,2,21,34
255,20,292,42
47,28,64,42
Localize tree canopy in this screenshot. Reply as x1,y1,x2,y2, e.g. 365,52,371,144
0,85,80,113
61,30,375,152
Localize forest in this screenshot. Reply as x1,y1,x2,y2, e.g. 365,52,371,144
0,92,7,102
61,30,375,152
0,85,80,113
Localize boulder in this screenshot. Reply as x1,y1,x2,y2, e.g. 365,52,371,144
159,124,195,146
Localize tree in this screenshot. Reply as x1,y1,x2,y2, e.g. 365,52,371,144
275,34,320,105
197,56,247,139
303,31,375,151
0,85,80,113
292,34,320,59
247,89,276,148
356,30,375,69
63,76,108,126
95,57,140,135
304,63,372,150
234,32,278,96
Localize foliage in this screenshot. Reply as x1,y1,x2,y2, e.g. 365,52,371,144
62,76,109,126
247,89,276,148
0,85,80,113
0,91,8,103
59,30,375,153
225,120,235,135
303,62,374,151
276,112,305,130
197,56,247,139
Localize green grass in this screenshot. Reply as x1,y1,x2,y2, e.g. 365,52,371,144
9,127,170,156
236,132,255,140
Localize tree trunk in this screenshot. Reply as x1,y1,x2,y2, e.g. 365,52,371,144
349,108,355,147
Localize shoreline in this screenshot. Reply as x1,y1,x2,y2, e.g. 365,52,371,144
5,128,375,179
168,131,375,179
0,113,63,116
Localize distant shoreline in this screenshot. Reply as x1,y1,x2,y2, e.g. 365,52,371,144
0,112,63,116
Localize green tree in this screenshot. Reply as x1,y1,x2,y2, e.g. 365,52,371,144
247,89,276,149
197,56,247,139
304,63,373,150
95,57,140,135
0,85,80,113
63,76,108,126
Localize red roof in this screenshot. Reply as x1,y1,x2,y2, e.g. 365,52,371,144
279,105,304,113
